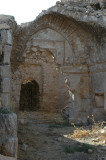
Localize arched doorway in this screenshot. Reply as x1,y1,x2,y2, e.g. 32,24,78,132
19,80,40,111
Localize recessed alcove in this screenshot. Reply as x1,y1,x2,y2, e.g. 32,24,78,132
95,93,104,108
19,80,40,111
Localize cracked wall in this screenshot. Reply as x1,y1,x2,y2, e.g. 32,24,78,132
11,28,69,113
0,0,106,124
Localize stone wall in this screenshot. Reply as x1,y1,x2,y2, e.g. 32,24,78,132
0,1,106,158
0,0,106,125
61,0,105,3
0,15,17,109
9,0,106,123
0,113,18,158
61,0,89,2
11,28,69,112
0,15,17,159
0,20,12,108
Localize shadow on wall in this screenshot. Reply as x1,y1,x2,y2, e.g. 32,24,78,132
19,80,40,111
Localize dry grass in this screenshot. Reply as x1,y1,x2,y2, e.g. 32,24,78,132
0,144,11,157
68,118,106,140
69,129,90,139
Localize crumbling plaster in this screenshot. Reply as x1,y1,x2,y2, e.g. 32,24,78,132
0,0,105,124
0,1,105,159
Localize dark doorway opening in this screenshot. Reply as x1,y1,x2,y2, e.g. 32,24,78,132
19,80,40,111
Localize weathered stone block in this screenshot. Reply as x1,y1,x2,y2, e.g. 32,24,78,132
90,63,106,73
93,108,106,121
0,30,12,45
1,78,10,93
4,137,18,158
0,154,15,160
0,23,10,30
0,113,17,158
104,93,106,111
0,15,15,23
0,45,2,55
61,65,88,73
0,97,2,108
0,113,17,138
1,93,10,107
0,45,3,64
0,65,11,78
91,72,106,93
95,94,104,107
3,45,12,64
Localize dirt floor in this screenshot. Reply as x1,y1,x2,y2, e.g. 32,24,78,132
18,111,106,160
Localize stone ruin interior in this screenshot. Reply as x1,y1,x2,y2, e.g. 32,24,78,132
0,0,106,159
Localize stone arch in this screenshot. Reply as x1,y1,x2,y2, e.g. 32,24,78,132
11,12,95,66
10,12,98,122
11,36,69,113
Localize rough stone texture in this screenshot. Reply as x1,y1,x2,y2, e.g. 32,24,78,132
0,113,17,136
0,30,12,45
61,0,105,3
11,28,69,112
0,2,105,158
3,45,12,65
0,34,17,156
0,15,16,109
0,0,106,124
61,0,106,9
9,0,106,123
0,113,17,158
0,3,105,160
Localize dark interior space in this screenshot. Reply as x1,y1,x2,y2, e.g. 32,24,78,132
19,80,40,111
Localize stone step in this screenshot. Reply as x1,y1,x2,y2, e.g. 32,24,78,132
0,154,15,160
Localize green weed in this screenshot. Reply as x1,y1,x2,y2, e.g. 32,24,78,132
63,144,95,154
0,107,11,114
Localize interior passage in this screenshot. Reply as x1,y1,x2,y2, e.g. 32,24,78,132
19,80,40,111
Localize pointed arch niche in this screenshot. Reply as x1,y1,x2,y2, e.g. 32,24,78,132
11,28,70,113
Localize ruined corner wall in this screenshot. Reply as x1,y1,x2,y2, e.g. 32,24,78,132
10,6,106,124
61,0,106,9
61,0,105,3
0,15,18,159
0,15,16,109
0,0,105,125
0,5,106,159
